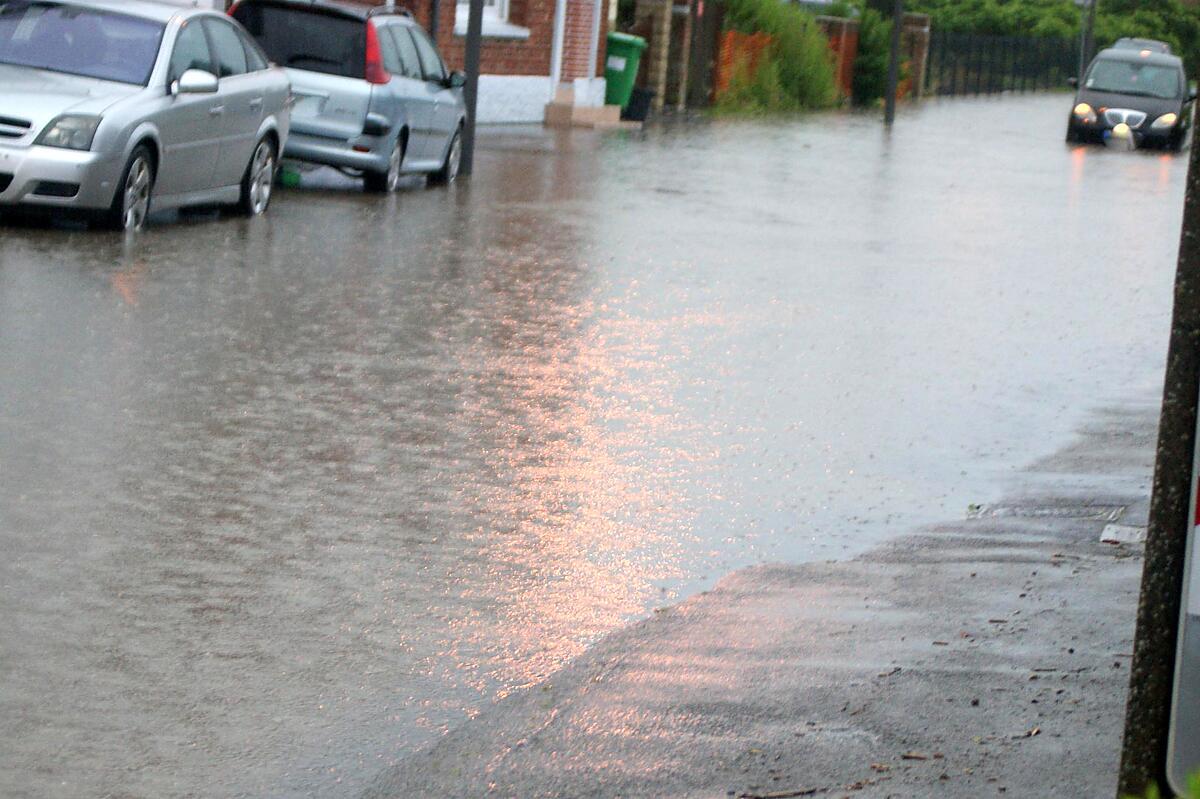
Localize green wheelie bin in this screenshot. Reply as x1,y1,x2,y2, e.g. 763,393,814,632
604,32,647,109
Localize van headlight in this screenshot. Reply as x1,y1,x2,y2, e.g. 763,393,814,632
1074,103,1096,123
1151,112,1179,129
36,115,102,151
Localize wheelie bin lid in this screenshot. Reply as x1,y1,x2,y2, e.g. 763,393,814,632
606,31,647,49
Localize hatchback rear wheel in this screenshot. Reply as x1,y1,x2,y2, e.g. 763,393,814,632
365,137,404,193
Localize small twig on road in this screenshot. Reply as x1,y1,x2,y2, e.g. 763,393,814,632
738,789,822,799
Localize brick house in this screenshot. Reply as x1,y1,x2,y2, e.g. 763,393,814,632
175,0,611,122
342,0,611,122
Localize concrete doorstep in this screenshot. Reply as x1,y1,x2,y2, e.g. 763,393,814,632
364,402,1155,799
543,84,642,130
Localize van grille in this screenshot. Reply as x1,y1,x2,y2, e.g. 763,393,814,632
1104,109,1148,128
0,115,32,138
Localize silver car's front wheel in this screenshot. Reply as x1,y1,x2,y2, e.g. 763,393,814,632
445,133,462,182
103,147,154,232
430,128,461,186
386,139,402,191
239,138,276,217
123,157,152,230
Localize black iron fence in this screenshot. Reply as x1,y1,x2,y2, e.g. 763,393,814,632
924,31,1079,96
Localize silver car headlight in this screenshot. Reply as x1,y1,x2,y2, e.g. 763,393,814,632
36,115,102,151
1073,103,1096,124
1151,112,1179,129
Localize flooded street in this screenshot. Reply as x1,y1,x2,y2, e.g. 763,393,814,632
0,94,1188,798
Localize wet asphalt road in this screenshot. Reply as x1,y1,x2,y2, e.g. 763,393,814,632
0,93,1189,798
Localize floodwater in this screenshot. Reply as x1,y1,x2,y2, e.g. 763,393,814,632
0,94,1187,798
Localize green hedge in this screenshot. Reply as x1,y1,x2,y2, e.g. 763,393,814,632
851,7,891,105
719,0,838,112
1122,771,1200,799
906,0,1080,39
906,0,1200,77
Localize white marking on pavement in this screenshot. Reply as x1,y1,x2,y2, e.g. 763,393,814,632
1100,524,1147,545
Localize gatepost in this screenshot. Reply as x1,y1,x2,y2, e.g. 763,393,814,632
1169,461,1200,792
1118,121,1200,796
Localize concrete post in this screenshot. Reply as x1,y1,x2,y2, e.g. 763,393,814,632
884,0,902,124
1117,108,1200,797
634,0,673,111
1082,0,1098,78
460,0,484,176
672,2,694,110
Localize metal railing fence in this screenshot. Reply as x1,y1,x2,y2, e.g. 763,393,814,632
924,31,1079,96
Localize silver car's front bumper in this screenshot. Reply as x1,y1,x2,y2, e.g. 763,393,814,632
0,143,123,211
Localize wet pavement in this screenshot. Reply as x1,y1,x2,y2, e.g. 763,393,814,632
365,399,1157,799
0,93,1187,798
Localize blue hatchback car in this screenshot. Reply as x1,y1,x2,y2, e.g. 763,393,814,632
232,0,467,191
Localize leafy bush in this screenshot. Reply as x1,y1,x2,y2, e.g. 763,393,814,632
723,0,838,110
715,54,794,114
907,0,1079,38
852,7,890,105
1096,0,1200,77
906,0,1200,76
1121,771,1200,799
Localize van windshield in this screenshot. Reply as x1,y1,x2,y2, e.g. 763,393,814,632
1086,58,1181,99
233,4,363,79
0,1,163,85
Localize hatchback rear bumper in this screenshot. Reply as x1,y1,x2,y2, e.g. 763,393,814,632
284,130,390,174
0,143,123,210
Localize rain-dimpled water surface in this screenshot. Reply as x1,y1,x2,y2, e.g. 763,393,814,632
0,94,1186,797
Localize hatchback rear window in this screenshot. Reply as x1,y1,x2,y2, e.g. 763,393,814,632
233,3,363,79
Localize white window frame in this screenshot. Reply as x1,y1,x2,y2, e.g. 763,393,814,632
454,0,531,38
456,0,507,25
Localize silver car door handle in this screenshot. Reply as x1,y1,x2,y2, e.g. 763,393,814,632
209,106,225,116
249,98,263,109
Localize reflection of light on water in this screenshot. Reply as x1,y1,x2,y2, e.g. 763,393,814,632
1066,145,1088,210
440,304,719,693
1070,144,1087,183
110,263,145,306
1158,153,1173,188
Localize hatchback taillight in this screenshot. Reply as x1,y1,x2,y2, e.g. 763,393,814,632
365,22,390,85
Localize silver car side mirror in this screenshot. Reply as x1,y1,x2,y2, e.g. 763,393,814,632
173,68,219,96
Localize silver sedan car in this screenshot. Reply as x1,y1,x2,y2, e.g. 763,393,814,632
0,0,291,231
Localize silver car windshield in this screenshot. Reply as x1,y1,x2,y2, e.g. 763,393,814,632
0,1,164,85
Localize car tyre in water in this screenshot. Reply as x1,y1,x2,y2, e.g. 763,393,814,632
429,127,461,186
102,145,155,232
239,137,277,216
365,136,404,193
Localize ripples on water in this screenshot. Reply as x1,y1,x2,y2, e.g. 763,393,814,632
0,97,1188,797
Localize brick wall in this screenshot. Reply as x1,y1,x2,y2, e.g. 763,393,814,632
560,0,593,80
337,0,605,78
443,0,555,75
